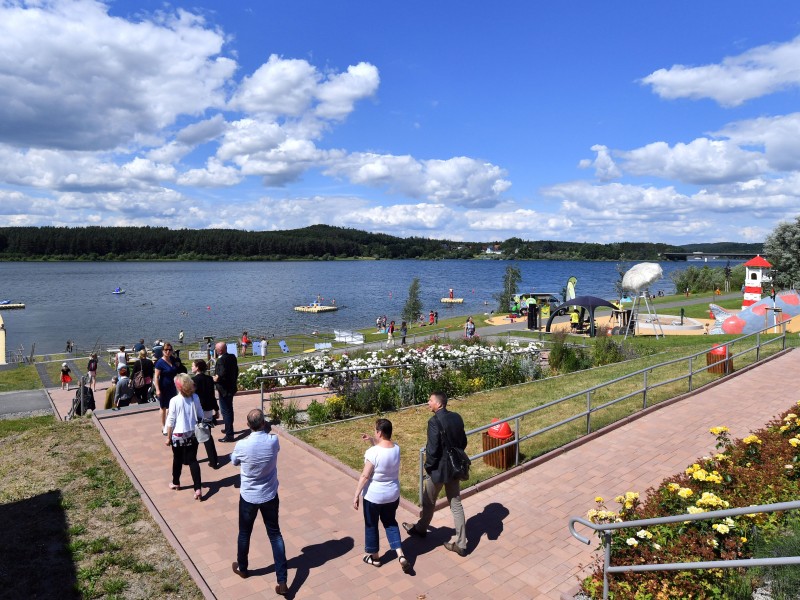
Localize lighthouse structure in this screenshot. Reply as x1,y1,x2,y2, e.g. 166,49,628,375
742,255,772,309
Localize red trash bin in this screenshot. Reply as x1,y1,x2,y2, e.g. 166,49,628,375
482,419,515,469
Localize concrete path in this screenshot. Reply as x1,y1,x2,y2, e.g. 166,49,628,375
0,389,51,417
85,347,800,599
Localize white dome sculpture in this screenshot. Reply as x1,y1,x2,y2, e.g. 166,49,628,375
622,262,663,292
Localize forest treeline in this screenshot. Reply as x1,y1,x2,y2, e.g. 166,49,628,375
0,226,762,261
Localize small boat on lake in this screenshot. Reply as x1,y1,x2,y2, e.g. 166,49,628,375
112,287,125,295
294,304,338,313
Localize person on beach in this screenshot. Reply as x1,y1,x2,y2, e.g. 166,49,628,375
86,353,98,391
434,311,438,324
230,409,289,595
241,331,250,356
214,341,239,443
387,320,395,346
402,392,468,557
570,309,580,332
353,418,411,573
131,349,154,404
164,373,204,501
104,376,118,410
154,343,179,434
260,337,268,360
191,359,219,469
429,311,435,325
133,338,146,353
114,366,135,409
60,362,72,390
115,345,128,373
464,317,475,339
400,321,407,345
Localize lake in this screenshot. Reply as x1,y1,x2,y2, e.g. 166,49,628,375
0,259,703,354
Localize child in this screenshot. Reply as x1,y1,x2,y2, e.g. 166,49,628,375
60,362,72,391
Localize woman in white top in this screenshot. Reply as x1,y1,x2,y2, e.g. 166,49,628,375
352,418,411,573
164,373,204,501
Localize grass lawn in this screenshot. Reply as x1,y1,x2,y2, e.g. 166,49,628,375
0,364,43,392
0,416,201,599
295,331,789,503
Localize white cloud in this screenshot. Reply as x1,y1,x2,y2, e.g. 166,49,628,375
642,35,800,107
619,138,767,184
177,159,242,187
325,153,510,207
713,112,800,172
578,145,621,181
343,203,454,230
0,0,235,151
314,62,380,120
230,55,319,117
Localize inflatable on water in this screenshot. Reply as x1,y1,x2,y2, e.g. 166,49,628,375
112,287,125,294
441,298,464,304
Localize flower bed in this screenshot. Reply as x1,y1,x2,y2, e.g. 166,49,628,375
582,401,800,599
238,339,544,424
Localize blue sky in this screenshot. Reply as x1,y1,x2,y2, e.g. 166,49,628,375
1,1,799,244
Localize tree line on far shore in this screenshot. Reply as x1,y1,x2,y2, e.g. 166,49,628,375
0,225,762,262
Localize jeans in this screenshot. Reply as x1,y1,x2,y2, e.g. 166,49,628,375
238,495,287,584
362,498,401,554
171,437,201,491
417,477,467,550
203,437,218,468
219,393,235,437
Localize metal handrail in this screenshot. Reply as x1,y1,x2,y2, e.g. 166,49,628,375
569,500,800,599
418,323,787,503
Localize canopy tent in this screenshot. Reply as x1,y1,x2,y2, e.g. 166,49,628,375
545,295,618,338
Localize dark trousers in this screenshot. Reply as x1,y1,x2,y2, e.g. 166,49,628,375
219,393,235,437
362,498,401,554
171,438,201,491
237,495,287,584
203,437,218,468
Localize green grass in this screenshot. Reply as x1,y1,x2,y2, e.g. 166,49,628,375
0,364,43,392
295,332,789,503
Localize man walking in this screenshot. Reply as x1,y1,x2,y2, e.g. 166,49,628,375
213,341,239,443
402,391,468,556
231,409,288,595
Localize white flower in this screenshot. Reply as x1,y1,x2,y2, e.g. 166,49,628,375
626,538,638,547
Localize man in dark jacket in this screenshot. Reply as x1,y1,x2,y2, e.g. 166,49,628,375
402,391,468,556
213,342,239,442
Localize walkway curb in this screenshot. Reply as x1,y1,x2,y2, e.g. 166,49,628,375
92,411,217,600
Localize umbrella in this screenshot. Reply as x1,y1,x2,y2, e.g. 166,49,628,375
546,295,618,337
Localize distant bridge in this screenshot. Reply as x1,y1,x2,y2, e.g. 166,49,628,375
661,252,759,262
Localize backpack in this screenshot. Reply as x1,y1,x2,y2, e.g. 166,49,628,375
87,358,98,372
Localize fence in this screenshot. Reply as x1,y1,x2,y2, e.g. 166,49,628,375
568,500,800,600
418,324,787,505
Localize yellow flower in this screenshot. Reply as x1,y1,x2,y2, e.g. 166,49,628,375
594,496,604,503
708,538,719,548
706,472,723,484
780,425,790,433
696,492,730,509
636,529,653,539
790,438,800,448
712,523,730,534
784,413,797,422
692,469,708,481
743,435,762,445
687,506,704,514
677,487,694,499
709,426,729,435
667,483,680,492
741,537,748,543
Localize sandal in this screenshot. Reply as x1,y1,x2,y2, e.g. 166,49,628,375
362,554,380,567
399,556,411,573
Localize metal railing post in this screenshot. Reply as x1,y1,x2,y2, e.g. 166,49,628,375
586,391,592,434
688,356,693,392
756,331,760,361
514,416,520,467
642,369,648,408
602,530,612,600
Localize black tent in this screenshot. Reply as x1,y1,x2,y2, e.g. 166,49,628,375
545,295,617,337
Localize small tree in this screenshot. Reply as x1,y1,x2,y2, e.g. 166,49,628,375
765,217,800,289
494,264,522,313
402,278,422,323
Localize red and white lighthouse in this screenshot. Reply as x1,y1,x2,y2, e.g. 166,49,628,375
742,255,772,309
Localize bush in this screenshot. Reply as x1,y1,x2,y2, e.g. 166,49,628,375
267,393,283,424
549,332,592,373
306,400,329,426
593,336,633,366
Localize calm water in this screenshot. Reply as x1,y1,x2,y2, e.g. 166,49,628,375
0,259,695,354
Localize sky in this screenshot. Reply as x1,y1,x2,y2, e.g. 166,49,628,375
1,1,800,245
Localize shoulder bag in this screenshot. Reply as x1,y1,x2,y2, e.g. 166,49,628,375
193,398,211,443
434,412,471,481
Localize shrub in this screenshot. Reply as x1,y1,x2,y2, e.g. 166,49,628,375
306,400,329,426
267,393,283,424
593,336,633,366
279,399,301,429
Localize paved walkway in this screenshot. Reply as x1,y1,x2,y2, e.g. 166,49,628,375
73,347,799,599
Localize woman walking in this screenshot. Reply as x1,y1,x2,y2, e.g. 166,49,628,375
164,373,204,500
191,359,219,469
154,342,178,435
86,353,98,391
352,418,410,573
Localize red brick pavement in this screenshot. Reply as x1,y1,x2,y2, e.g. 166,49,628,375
85,349,800,600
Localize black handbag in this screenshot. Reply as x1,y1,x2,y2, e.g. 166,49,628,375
435,413,471,481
